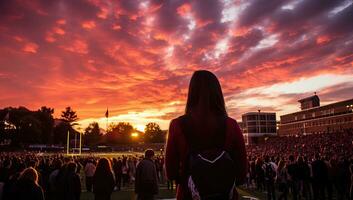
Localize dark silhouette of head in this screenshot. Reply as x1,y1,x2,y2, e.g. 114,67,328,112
145,149,155,159
67,162,77,173
19,167,39,185
95,158,112,175
53,159,63,170
185,70,227,117
264,155,270,163
315,153,321,160
289,155,295,162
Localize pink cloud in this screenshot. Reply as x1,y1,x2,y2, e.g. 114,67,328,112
82,20,96,29
0,0,352,128
62,39,88,54
22,42,38,53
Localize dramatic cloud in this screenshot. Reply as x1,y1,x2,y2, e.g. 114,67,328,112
0,0,352,129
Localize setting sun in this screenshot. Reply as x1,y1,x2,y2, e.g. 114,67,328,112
131,132,139,138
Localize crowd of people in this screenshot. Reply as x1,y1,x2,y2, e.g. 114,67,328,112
0,151,167,200
245,130,353,200
0,130,352,200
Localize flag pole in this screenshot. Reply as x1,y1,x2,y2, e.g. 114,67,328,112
106,108,109,134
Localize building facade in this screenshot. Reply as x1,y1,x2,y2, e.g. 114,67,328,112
242,111,277,144
278,96,353,136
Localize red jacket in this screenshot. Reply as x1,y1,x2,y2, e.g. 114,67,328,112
165,116,248,200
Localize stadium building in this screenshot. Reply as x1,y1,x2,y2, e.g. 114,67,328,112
241,111,277,144
278,95,353,136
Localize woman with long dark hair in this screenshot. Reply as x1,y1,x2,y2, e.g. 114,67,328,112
12,167,45,200
92,158,115,200
165,70,247,200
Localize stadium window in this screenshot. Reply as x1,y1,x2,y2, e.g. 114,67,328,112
247,115,256,120
249,122,256,126
249,127,257,133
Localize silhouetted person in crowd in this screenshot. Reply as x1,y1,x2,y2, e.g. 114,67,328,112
312,154,328,200
112,158,122,191
57,162,81,200
165,70,247,200
297,156,311,200
263,156,276,200
349,161,353,200
12,167,44,200
48,159,62,200
135,149,159,200
287,155,299,200
93,158,115,200
84,159,96,192
277,160,288,200
255,157,265,191
121,157,129,187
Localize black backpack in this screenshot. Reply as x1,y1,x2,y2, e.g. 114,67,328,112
180,115,236,200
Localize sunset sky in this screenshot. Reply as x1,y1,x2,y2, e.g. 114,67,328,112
0,0,353,131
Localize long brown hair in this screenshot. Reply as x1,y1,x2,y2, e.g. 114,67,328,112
19,167,39,185
186,70,227,117
94,158,113,177
183,70,228,149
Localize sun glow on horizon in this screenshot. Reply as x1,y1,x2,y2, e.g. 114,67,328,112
77,106,181,131
135,124,146,132
131,132,139,138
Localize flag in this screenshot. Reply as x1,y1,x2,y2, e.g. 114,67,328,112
105,108,109,118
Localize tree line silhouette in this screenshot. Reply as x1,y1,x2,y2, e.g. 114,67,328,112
0,106,166,148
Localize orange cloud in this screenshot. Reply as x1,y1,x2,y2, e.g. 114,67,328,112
22,42,38,53
82,21,96,29
63,39,88,54
177,3,191,16
0,0,352,129
56,19,66,25
316,35,331,44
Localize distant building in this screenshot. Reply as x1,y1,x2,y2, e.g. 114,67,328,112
298,94,320,110
278,96,353,136
242,111,277,144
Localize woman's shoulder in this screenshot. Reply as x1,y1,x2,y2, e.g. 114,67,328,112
170,116,239,127
226,116,238,124
169,115,185,129
226,116,241,128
